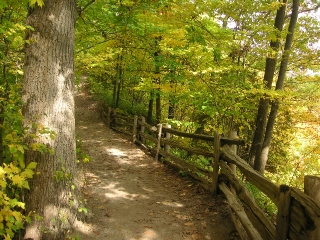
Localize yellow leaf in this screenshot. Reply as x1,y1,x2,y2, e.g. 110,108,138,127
26,162,37,170
22,181,30,190
4,163,19,174
16,145,24,153
0,180,7,188
0,167,5,178
29,0,43,7
5,134,12,141
36,0,44,7
12,211,23,220
11,175,25,187
20,169,34,178
4,234,11,240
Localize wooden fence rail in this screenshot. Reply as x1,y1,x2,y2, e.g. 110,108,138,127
100,105,320,240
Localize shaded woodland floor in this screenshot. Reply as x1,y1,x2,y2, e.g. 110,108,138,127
71,87,238,240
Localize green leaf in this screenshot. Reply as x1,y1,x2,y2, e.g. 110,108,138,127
6,215,15,223
18,157,25,169
22,180,30,190
29,0,44,7
0,0,8,10
78,207,88,213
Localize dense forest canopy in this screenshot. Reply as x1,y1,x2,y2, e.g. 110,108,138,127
75,0,320,180
0,0,319,238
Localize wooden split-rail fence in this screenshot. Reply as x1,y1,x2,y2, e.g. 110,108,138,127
101,105,320,240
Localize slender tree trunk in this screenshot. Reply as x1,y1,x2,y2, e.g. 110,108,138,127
116,54,123,108
22,1,79,239
147,92,153,124
0,38,9,165
116,79,121,108
112,77,117,107
153,37,161,124
256,0,300,174
155,89,161,124
249,0,287,167
0,111,3,165
168,100,174,119
0,70,6,165
114,54,123,108
168,71,175,119
154,53,161,124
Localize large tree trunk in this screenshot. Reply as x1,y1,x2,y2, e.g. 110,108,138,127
249,0,287,167
22,1,78,239
256,0,300,174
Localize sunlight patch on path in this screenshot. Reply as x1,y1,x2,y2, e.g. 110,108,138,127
71,219,92,236
103,182,149,200
107,148,126,156
161,201,184,208
123,228,159,240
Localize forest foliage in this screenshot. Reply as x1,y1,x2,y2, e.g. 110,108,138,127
0,0,319,238
75,0,320,185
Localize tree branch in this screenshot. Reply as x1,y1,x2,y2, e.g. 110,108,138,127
286,4,319,18
77,0,96,16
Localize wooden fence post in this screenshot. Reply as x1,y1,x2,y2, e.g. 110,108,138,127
132,115,138,143
140,116,146,144
155,124,163,161
164,124,171,154
212,131,220,195
107,107,111,128
228,130,237,195
304,175,320,240
275,185,292,240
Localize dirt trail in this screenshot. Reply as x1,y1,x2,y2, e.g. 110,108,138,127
71,89,237,240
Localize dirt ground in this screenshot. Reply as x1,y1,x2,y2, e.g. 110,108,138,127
71,88,238,240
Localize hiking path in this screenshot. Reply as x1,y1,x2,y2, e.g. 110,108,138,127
71,88,237,240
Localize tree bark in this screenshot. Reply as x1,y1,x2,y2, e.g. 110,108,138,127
22,1,78,239
147,92,153,124
256,0,300,174
168,100,174,119
154,52,161,124
168,73,175,119
115,54,123,108
156,89,161,124
249,0,287,167
112,76,117,107
0,37,9,165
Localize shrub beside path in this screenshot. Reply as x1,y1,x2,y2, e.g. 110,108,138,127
71,89,238,240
